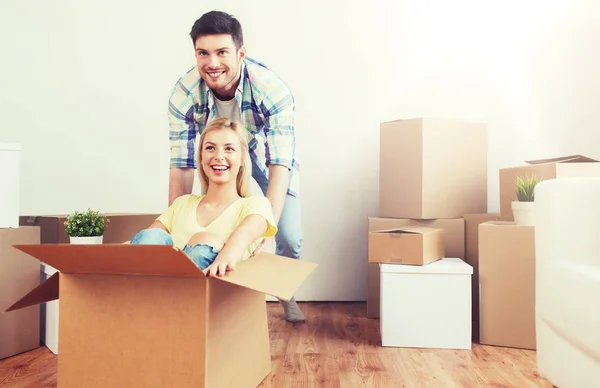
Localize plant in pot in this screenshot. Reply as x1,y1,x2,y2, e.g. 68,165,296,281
512,175,542,226
64,208,109,244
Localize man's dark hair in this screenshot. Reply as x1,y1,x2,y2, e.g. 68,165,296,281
190,11,244,49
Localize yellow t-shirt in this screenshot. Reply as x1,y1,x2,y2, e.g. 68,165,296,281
156,194,278,261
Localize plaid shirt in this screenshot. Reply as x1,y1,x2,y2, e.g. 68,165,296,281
167,57,300,197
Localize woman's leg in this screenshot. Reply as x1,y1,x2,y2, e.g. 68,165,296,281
183,232,224,270
130,228,174,245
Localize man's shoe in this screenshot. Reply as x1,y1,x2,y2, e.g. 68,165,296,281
279,297,305,323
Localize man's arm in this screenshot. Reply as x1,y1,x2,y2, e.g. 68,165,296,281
167,74,200,205
260,78,296,224
266,165,290,225
168,167,194,206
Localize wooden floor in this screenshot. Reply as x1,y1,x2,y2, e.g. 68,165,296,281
0,302,550,388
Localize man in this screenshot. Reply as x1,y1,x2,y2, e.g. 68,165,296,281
167,11,305,323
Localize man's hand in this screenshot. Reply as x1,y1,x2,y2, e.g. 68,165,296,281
206,257,237,277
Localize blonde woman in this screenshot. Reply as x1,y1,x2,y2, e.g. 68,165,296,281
130,117,276,278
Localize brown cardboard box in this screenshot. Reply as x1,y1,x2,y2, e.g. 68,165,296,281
478,221,536,350
0,226,40,360
5,244,317,387
379,117,487,219
499,155,600,221
19,213,159,243
463,213,500,342
367,217,465,318
368,226,444,265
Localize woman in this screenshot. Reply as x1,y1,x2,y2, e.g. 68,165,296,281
129,117,277,278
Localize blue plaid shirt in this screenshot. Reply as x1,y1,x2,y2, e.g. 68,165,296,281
168,57,300,197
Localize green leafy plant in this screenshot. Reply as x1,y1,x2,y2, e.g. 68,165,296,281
64,208,109,237
515,175,543,202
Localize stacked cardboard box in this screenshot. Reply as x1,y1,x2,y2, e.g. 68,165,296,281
368,117,488,349
0,226,41,360
477,154,600,350
0,142,42,360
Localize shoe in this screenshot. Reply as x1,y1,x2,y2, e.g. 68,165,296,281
279,296,305,323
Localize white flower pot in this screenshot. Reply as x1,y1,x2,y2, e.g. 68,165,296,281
512,201,535,226
69,235,103,244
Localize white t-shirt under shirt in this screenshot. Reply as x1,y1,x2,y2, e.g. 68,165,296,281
214,96,242,124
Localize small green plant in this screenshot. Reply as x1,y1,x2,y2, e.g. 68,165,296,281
64,208,109,237
515,175,543,202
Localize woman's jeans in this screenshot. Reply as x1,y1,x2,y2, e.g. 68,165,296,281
130,228,219,270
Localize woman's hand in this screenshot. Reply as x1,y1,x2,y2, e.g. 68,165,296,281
206,255,237,277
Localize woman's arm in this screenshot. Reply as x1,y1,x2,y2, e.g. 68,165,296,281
206,214,269,277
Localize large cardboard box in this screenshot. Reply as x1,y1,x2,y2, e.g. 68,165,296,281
379,118,487,219
0,143,20,228
499,155,600,221
478,221,536,350
463,213,500,342
5,244,317,387
368,226,444,265
0,226,40,360
367,217,465,318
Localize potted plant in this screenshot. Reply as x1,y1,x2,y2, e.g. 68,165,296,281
511,175,542,226
64,208,109,244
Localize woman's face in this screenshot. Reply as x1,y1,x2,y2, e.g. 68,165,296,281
201,129,242,186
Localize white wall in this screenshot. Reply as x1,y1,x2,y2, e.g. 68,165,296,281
1,0,599,301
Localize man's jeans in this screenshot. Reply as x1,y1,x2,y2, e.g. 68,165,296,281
130,228,219,270
251,160,303,260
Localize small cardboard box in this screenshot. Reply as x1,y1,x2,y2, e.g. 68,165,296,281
368,226,445,266
367,217,464,318
499,155,600,221
379,117,487,219
478,221,535,350
463,213,500,342
0,226,40,360
4,244,317,388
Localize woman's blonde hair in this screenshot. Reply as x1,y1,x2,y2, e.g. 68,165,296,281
197,117,252,197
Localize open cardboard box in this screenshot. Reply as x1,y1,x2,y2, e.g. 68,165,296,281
4,244,318,388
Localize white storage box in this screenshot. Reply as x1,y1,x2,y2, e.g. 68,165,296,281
0,143,21,228
40,262,59,354
380,258,473,349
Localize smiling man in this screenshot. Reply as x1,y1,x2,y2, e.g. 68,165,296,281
167,11,305,323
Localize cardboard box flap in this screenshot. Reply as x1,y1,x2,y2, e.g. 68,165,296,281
5,272,59,312
213,253,318,301
525,155,598,165
12,244,205,277
373,225,440,235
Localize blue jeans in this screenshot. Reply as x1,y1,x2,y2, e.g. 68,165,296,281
251,159,303,260
130,228,219,270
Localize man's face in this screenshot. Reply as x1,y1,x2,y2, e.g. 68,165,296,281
194,34,245,99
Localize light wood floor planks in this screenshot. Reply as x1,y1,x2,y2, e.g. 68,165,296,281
0,302,550,388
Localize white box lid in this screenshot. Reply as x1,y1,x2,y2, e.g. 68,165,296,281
0,142,21,151
381,257,473,275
